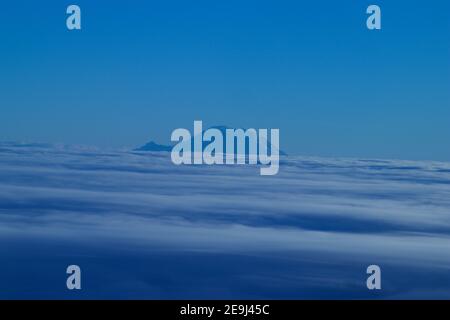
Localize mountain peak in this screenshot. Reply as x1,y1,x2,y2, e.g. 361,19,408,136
134,141,172,152
134,126,287,155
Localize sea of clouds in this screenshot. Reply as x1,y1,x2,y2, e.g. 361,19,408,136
0,142,449,299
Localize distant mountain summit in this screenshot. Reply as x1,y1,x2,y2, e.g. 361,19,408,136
134,141,172,152
134,126,287,156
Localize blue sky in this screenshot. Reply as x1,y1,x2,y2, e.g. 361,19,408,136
0,0,449,160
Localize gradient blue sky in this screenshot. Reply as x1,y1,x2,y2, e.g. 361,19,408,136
1,0,449,160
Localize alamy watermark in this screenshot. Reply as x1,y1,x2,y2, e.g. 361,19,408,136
65,4,381,31
171,121,280,176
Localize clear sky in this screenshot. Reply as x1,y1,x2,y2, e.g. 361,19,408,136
1,0,449,160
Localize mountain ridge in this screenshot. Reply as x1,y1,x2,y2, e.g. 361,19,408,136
134,125,287,156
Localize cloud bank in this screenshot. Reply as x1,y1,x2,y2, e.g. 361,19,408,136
0,142,449,298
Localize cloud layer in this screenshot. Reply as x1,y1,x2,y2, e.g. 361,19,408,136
0,142,450,299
